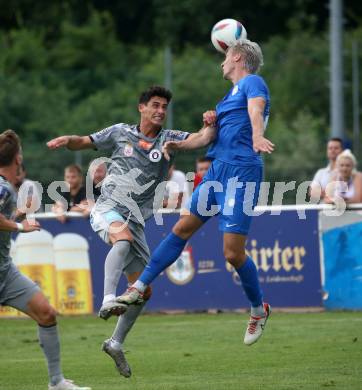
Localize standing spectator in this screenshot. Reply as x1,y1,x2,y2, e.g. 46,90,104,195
310,138,343,200
323,149,362,204
193,157,212,190
163,164,190,209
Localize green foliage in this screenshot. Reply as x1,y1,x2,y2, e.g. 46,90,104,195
262,32,329,123
264,110,325,182
0,6,361,199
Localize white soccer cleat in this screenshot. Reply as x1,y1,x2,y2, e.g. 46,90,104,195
244,303,271,346
116,287,144,305
48,379,91,390
98,300,128,320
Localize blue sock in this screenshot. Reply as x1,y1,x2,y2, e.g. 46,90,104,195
139,232,187,285
235,257,263,307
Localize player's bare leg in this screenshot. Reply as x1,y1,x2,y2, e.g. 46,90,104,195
98,221,132,320
117,214,203,305
25,292,91,390
223,233,271,345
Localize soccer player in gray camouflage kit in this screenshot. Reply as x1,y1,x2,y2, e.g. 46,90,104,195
0,130,91,390
47,85,215,378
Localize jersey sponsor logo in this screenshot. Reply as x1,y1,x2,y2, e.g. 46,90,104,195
124,143,134,157
166,247,195,285
138,139,153,151
231,85,239,96
149,149,162,162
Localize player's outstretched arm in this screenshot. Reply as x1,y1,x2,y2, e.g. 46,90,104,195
248,97,274,154
47,135,94,151
163,125,216,160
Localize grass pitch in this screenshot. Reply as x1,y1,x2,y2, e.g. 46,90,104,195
0,312,361,390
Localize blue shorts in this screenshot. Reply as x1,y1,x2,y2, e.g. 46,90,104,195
189,159,263,235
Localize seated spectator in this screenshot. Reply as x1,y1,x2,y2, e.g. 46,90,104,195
163,164,190,209
323,149,362,204
310,137,343,201
193,157,212,190
52,164,87,221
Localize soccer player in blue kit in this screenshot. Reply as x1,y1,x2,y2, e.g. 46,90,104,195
118,39,274,345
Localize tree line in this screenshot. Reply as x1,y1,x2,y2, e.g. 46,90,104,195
0,2,361,203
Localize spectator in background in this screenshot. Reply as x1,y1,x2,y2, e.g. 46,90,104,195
163,164,190,209
15,163,43,213
90,161,107,201
52,164,87,221
193,157,212,190
79,160,108,217
323,149,362,204
310,138,343,201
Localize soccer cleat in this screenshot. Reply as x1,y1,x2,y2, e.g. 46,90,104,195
102,339,132,378
98,300,128,320
116,287,144,306
244,303,271,346
48,379,91,390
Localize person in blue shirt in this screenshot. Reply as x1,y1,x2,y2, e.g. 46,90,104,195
117,39,274,346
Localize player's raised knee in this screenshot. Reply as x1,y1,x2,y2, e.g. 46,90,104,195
172,220,194,240
37,304,57,326
109,222,134,243
224,248,246,268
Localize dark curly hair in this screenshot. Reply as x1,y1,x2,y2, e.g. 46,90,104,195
138,85,172,105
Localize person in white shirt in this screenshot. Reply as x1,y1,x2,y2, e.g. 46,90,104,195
163,164,190,209
310,137,343,201
323,149,362,204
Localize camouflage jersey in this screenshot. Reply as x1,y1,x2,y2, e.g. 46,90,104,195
90,123,189,225
0,175,17,291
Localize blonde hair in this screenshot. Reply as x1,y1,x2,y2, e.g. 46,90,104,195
336,149,357,171
230,39,264,74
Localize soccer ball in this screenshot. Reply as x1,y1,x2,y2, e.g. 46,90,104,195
211,19,247,53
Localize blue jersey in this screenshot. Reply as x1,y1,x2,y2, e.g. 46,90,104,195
207,74,270,166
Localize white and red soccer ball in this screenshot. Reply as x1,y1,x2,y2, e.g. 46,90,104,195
211,18,247,53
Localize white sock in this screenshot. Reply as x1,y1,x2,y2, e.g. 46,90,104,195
251,305,265,317
103,294,115,304
133,280,147,293
110,338,122,351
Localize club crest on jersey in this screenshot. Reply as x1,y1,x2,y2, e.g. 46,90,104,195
231,85,239,96
149,149,162,162
123,143,134,157
166,247,195,285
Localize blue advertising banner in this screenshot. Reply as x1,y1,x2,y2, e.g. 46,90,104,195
38,209,322,312
322,221,362,310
